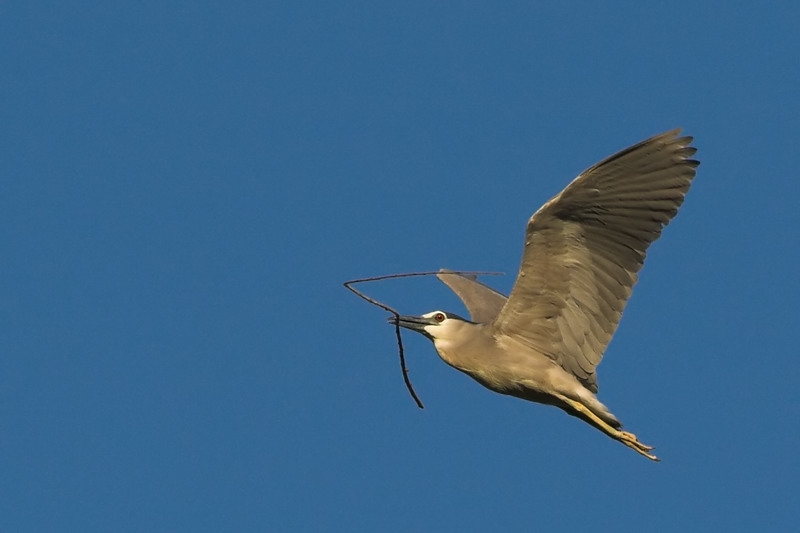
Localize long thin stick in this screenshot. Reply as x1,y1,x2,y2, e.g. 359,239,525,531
344,270,503,409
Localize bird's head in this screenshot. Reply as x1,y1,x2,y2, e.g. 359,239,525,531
389,310,472,343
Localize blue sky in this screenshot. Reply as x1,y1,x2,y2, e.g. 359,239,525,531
2,1,799,531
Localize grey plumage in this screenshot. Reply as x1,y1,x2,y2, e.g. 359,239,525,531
394,129,698,461
436,269,507,324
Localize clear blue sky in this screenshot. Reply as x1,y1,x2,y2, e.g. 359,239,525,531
2,2,798,531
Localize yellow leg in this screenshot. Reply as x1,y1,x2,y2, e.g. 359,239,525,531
558,396,660,462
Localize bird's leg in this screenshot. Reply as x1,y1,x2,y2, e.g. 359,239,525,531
558,396,660,462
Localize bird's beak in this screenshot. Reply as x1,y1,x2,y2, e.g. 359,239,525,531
388,315,434,333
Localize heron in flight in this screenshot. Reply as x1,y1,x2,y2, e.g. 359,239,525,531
393,129,698,461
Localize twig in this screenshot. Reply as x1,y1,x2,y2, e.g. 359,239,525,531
343,270,502,409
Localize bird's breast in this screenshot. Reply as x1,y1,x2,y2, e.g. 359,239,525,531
433,334,575,399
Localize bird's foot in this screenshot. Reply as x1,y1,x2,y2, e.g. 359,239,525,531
619,431,655,451
617,430,659,461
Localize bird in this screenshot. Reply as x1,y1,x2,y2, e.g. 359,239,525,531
392,129,698,461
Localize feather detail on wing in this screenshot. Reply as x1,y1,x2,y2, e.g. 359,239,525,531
492,129,698,393
437,269,508,324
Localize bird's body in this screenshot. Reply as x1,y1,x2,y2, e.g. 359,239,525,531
407,311,622,429
392,129,699,461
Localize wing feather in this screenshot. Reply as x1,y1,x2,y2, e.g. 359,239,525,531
437,269,508,324
492,129,698,392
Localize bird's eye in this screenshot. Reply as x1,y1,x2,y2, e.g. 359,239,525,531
434,312,446,323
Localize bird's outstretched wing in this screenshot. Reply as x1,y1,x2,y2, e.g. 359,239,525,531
492,129,698,393
437,269,508,324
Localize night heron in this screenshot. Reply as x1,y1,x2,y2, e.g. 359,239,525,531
393,129,698,461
